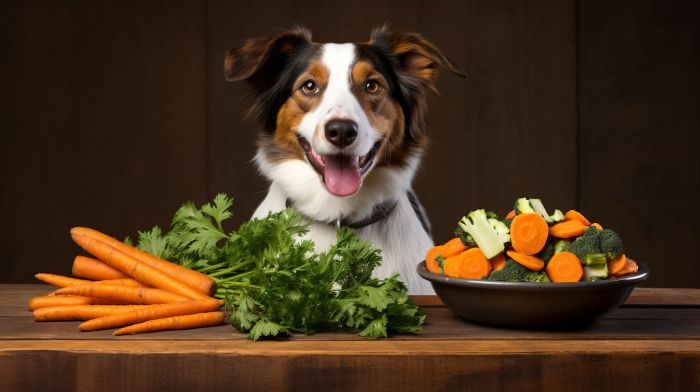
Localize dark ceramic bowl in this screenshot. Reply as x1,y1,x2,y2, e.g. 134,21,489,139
417,260,649,329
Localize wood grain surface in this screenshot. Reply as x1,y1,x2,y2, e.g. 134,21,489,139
1,285,699,391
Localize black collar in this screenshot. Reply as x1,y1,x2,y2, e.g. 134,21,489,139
285,197,399,229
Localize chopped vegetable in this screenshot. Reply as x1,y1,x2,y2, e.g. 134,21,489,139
490,253,506,272
564,210,591,226
546,252,584,282
458,248,492,279
514,198,535,215
583,263,609,281
506,250,545,271
566,227,624,266
457,209,506,258
549,220,589,238
510,213,549,255
487,259,527,281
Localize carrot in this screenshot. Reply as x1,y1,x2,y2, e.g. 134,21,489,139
613,258,639,277
33,305,147,321
442,237,468,256
591,223,603,231
72,255,129,280
506,250,545,271
564,210,591,226
54,284,189,304
71,233,209,300
505,210,516,219
113,311,225,335
35,273,144,288
443,254,462,278
545,252,583,282
80,298,222,332
426,245,445,274
510,213,549,255
549,220,589,238
607,254,628,276
490,253,506,272
28,295,129,310
71,227,215,296
459,248,492,279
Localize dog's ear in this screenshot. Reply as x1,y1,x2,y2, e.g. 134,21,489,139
224,27,312,84
369,26,467,89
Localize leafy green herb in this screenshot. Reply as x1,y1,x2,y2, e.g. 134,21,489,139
134,193,425,340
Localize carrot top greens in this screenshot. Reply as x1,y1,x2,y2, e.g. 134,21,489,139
131,194,425,340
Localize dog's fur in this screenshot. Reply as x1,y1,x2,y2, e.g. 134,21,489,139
225,26,466,294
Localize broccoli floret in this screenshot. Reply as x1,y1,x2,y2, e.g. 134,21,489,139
488,218,511,243
485,211,500,220
553,239,571,254
524,270,551,283
487,259,527,282
454,226,477,247
458,209,506,259
549,209,565,223
537,242,555,264
566,227,624,265
514,198,534,215
583,263,609,281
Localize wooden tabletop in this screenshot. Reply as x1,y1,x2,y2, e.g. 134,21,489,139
2,284,699,391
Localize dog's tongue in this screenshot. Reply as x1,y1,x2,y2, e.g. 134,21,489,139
323,155,361,197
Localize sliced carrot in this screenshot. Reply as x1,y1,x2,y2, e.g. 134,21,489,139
33,305,147,321
607,254,627,276
490,253,506,272
72,255,129,280
443,254,462,278
459,248,492,279
549,220,589,238
54,284,189,305
71,233,209,300
71,227,215,296
545,252,583,282
425,245,446,274
564,210,591,226
28,295,129,310
505,210,516,219
112,311,225,335
442,237,468,256
613,258,639,277
510,213,549,255
506,250,545,271
80,298,222,332
591,223,603,231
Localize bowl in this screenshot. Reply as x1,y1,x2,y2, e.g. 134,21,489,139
417,260,649,329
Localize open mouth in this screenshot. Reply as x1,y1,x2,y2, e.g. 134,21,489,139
297,136,382,197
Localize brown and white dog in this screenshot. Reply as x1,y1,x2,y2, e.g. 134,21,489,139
225,26,466,294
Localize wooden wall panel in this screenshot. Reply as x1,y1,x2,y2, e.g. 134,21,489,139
0,1,208,282
578,0,700,287
205,0,578,242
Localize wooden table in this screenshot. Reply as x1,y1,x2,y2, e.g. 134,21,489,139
1,284,699,391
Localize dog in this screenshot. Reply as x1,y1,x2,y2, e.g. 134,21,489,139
225,26,466,294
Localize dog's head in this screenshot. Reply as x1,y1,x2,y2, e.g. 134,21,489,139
226,26,466,198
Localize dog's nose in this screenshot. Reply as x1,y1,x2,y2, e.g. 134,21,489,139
324,119,358,148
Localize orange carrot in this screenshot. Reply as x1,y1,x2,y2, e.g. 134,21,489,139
443,254,462,278
591,223,604,231
72,255,129,280
33,305,147,321
28,295,129,310
54,284,189,305
490,253,506,272
607,254,627,276
549,220,589,238
425,245,446,274
506,250,545,271
71,227,215,296
613,258,639,277
35,273,144,288
442,237,468,256
113,311,225,335
71,233,209,300
505,210,516,219
564,210,591,226
459,248,492,279
546,252,583,282
510,213,549,255
80,298,222,332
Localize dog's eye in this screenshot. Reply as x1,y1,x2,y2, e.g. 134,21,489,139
301,80,319,95
365,80,381,94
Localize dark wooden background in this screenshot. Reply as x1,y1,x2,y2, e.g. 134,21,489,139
1,0,697,287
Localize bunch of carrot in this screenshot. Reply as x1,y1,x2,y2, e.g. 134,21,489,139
426,209,639,283
29,227,224,335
